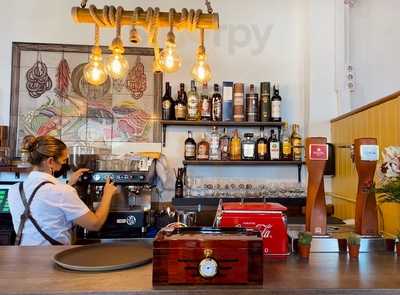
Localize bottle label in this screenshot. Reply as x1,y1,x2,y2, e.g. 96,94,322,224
270,142,280,160
175,104,187,119
260,95,270,121
197,144,209,160
187,96,198,117
283,141,291,156
257,143,267,156
271,101,281,119
201,98,211,117
230,139,241,160
233,93,244,121
293,138,302,160
212,101,222,121
185,144,196,157
162,100,171,109
243,143,255,158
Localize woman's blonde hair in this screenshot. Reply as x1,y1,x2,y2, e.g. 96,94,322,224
22,135,67,166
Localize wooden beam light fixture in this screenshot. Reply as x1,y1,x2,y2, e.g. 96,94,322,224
72,0,219,84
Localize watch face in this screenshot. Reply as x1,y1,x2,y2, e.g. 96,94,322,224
198,258,218,278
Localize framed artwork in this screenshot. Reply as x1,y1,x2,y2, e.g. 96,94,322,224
9,42,162,158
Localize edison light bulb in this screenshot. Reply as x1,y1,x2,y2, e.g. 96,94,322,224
191,51,212,83
84,47,108,86
159,39,182,73
106,52,129,80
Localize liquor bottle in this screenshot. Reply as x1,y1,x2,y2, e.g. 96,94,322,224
230,129,241,160
256,127,268,160
260,82,271,122
200,82,212,121
209,126,221,160
174,83,187,120
197,133,209,160
291,124,302,161
281,122,292,160
242,133,256,160
246,84,259,122
271,83,282,122
222,81,233,121
233,83,245,122
219,128,230,160
175,168,184,198
212,84,222,121
161,82,174,120
187,80,201,121
269,129,280,160
184,130,196,160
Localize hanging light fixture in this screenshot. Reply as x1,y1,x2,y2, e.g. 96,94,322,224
191,29,212,82
159,9,182,73
106,6,129,80
84,24,108,86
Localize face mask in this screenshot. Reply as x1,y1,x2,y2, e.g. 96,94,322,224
53,163,71,178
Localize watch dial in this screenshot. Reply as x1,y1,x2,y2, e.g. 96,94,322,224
199,258,218,278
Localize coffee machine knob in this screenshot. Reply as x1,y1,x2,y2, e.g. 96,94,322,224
93,174,101,182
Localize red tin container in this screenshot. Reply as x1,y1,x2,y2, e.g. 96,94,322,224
216,202,289,257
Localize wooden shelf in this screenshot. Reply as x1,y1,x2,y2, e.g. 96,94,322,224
183,160,304,166
160,120,284,127
0,166,31,178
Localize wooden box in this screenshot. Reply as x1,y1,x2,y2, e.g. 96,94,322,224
153,227,263,286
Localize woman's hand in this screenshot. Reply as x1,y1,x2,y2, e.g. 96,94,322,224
68,168,90,186
103,178,118,198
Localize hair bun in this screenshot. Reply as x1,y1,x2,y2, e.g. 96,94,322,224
22,135,37,152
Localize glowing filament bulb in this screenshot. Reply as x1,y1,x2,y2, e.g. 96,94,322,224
84,47,108,86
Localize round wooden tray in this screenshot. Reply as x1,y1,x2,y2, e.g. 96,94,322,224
53,241,152,272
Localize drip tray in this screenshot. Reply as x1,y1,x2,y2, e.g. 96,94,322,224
53,241,152,272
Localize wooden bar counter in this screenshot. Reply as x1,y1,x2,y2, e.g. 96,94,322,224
1,246,400,294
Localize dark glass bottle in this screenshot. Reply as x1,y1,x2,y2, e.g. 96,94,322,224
212,84,222,121
260,82,271,122
219,128,230,160
256,127,268,160
175,83,187,120
161,82,174,120
271,83,282,122
269,130,280,160
184,131,196,160
175,168,184,198
200,82,212,121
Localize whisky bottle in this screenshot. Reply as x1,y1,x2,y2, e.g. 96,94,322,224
161,82,174,120
187,80,201,121
233,83,245,122
246,84,259,122
242,133,256,160
260,82,271,122
219,128,230,160
271,83,282,122
281,122,292,160
175,83,187,120
230,129,241,160
209,126,221,160
256,127,268,160
197,133,209,160
212,84,222,121
291,124,302,161
184,130,196,160
200,82,212,121
269,129,280,160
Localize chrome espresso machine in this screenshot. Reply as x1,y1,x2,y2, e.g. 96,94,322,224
74,154,156,241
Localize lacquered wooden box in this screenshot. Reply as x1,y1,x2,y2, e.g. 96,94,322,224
153,227,263,286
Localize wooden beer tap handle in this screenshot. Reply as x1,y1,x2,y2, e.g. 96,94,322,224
305,137,328,235
354,138,379,235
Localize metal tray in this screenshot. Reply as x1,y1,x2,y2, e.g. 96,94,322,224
53,241,152,272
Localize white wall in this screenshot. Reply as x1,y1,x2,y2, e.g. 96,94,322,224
349,0,400,108
0,0,339,199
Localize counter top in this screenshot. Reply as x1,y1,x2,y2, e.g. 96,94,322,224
1,245,400,295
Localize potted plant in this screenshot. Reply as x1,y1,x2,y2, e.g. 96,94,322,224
297,231,312,258
347,233,361,259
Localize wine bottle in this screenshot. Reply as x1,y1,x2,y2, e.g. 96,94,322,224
161,82,174,120
271,83,282,122
184,130,196,160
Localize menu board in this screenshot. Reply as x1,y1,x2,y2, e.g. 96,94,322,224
0,189,10,213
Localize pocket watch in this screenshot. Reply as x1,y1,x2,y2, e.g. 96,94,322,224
198,249,218,278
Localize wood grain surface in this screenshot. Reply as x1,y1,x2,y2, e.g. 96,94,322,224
1,246,400,294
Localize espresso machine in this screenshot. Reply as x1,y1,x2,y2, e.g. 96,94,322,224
75,155,156,241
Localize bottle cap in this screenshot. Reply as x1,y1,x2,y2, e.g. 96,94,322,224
260,82,271,94
233,83,244,93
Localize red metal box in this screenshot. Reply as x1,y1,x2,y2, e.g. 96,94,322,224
153,227,263,286
216,202,289,256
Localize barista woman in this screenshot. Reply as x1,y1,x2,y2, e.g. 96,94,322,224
9,136,117,245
